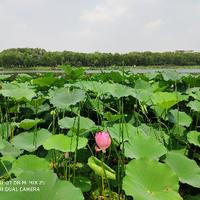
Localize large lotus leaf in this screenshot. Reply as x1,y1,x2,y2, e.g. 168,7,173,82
187,100,200,112
12,155,50,176
123,158,182,200
49,87,85,109
124,134,167,159
0,170,84,200
43,134,88,152
168,109,192,127
61,65,85,80
165,151,200,188
134,79,152,90
73,81,106,95
186,88,200,100
32,76,57,87
58,116,96,131
108,123,140,143
87,156,116,180
0,140,23,157
12,129,52,152
134,89,153,104
138,124,170,145
0,82,36,101
151,92,181,109
161,70,181,81
106,82,136,98
187,131,200,147
73,81,135,98
18,118,42,130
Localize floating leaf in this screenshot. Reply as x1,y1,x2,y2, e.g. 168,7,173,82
43,134,88,152
165,151,200,188
87,156,116,180
12,155,50,176
124,134,167,159
12,129,52,152
123,158,182,200
187,131,200,147
0,170,84,200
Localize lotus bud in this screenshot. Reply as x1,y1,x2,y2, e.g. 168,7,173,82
95,131,111,153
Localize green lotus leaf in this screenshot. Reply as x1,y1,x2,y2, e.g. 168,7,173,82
0,170,84,200
168,109,192,127
73,81,135,98
0,82,36,101
87,156,116,180
12,129,52,152
0,140,23,157
187,131,200,147
161,70,181,81
58,116,96,131
165,151,200,188
12,155,50,176
123,158,182,200
32,75,57,87
43,134,88,152
124,134,167,159
49,87,85,109
151,92,181,109
18,118,42,130
187,100,200,112
108,123,140,143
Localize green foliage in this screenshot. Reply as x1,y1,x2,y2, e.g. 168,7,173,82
1,48,200,67
49,87,85,109
123,158,182,200
0,170,84,200
124,134,167,159
187,131,200,147
12,155,50,176
0,67,200,199
165,151,200,188
12,129,52,152
43,135,88,152
87,156,116,180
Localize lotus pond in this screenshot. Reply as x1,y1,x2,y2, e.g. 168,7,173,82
0,66,200,200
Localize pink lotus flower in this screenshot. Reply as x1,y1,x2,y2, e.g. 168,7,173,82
95,131,111,153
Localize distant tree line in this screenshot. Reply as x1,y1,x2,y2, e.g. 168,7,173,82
0,48,200,68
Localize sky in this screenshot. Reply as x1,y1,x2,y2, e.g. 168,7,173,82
0,0,200,53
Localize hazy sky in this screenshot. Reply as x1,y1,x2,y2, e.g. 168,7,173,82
0,0,199,52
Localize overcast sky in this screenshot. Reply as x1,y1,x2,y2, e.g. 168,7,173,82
0,0,199,53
